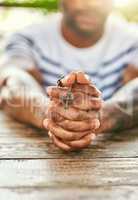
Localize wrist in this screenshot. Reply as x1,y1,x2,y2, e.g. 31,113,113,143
97,100,132,134
29,95,49,129
96,101,117,133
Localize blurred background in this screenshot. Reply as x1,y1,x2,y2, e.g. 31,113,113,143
0,0,138,31
0,0,137,47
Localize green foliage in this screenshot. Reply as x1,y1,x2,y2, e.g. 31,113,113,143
0,0,58,11
0,0,138,22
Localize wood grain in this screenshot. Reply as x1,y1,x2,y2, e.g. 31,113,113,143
1,187,138,200
0,158,138,187
0,112,138,159
0,111,138,200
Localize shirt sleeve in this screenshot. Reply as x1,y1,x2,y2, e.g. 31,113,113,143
1,32,37,71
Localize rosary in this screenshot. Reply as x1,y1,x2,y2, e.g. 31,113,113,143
57,76,74,110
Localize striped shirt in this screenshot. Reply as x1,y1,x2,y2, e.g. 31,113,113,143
3,13,138,100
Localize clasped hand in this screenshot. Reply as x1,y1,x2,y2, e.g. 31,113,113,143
44,72,103,151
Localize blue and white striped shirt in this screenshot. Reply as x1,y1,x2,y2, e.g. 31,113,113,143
3,14,138,100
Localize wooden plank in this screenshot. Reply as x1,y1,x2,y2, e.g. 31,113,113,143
0,111,138,159
0,158,138,187
0,187,138,200
0,111,138,200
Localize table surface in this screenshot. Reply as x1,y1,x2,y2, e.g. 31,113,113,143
0,111,138,200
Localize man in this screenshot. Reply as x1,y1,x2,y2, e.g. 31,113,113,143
0,0,138,151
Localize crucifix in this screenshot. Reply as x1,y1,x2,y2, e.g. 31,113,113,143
57,76,74,109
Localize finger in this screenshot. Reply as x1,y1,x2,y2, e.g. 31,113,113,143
57,118,100,132
60,72,76,87
47,103,99,121
47,86,68,98
46,101,65,122
50,132,72,151
76,71,91,84
72,94,102,110
43,119,91,141
47,84,101,99
72,84,101,97
47,87,102,110
67,133,96,149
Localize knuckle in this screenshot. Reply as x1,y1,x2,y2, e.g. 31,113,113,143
91,98,102,109
65,132,75,141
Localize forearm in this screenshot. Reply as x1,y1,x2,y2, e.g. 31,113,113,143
98,78,138,133
2,92,48,129
0,66,48,129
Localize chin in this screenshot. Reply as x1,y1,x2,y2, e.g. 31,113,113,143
77,22,98,31
76,26,96,36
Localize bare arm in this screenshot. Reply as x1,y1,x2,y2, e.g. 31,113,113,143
98,78,138,133
0,66,48,129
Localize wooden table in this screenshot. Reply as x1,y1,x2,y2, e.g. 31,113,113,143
0,111,138,200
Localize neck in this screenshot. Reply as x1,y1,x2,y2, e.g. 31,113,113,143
61,21,104,48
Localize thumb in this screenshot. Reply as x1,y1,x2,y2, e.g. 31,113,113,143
76,71,91,84
59,72,76,87
59,71,91,87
